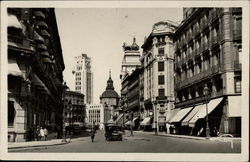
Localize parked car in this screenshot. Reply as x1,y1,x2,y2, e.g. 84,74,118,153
105,124,123,141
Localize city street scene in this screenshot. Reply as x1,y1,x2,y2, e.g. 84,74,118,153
3,2,248,161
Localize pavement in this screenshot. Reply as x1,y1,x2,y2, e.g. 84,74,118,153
8,130,241,150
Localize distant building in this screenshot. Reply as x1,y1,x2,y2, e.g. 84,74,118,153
172,8,242,136
73,53,93,104
7,8,65,142
86,104,105,130
120,37,141,80
100,71,120,123
64,91,85,128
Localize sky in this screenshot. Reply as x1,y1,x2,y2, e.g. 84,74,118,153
55,8,183,104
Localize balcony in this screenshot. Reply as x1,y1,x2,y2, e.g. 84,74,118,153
211,64,223,74
156,41,166,47
201,42,209,52
201,18,209,30
211,35,220,46
210,9,219,23
175,95,208,108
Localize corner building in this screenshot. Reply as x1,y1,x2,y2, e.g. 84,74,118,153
173,8,242,136
140,21,176,131
7,8,65,142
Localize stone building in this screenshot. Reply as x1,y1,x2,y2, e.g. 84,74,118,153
64,90,85,128
72,53,93,104
140,21,177,131
86,104,105,130
7,8,65,142
100,71,120,123
172,8,242,136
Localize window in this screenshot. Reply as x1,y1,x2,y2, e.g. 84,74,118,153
158,48,164,56
158,62,164,71
235,77,241,93
8,101,15,126
158,89,165,99
158,75,165,85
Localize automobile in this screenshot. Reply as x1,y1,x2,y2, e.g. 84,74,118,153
105,124,123,141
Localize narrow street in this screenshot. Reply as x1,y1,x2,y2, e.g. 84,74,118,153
9,130,241,153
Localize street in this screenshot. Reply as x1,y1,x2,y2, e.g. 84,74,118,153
9,130,241,153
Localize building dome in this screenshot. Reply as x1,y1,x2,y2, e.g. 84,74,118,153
100,71,119,99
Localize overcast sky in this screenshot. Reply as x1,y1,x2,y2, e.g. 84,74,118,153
55,8,183,104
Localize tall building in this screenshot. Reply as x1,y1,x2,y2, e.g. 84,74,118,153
86,104,105,130
120,37,141,80
100,71,120,122
73,53,93,104
64,90,86,128
7,8,65,142
172,8,242,136
140,21,177,131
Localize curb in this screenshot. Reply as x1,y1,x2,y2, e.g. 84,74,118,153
158,133,206,140
8,141,69,150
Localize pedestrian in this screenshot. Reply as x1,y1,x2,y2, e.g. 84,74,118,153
44,127,48,141
40,127,45,141
90,128,95,142
35,126,40,141
213,126,219,137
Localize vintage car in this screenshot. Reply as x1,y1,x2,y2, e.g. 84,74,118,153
105,124,123,141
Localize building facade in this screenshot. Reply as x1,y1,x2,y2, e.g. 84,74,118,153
120,37,141,80
86,104,105,130
7,8,65,142
64,90,85,128
100,71,120,123
140,21,176,131
172,8,242,136
73,53,93,104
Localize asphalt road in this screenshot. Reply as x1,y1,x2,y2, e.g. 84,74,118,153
10,130,241,153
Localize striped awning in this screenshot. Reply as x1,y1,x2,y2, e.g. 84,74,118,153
8,14,22,29
169,107,193,123
8,59,23,77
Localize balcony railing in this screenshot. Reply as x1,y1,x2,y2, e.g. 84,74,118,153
211,64,222,74
211,35,220,46
8,35,35,52
201,18,209,30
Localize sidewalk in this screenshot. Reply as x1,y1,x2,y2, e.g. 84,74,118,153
8,131,91,150
132,130,241,141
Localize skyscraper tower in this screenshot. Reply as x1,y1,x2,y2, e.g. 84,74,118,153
72,53,93,104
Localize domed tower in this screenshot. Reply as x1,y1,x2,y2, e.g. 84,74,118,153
100,71,120,122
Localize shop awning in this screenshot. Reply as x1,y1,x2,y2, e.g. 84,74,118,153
125,120,132,125
181,105,202,126
166,108,180,123
34,31,44,43
8,59,23,77
42,57,53,63
8,14,22,29
169,107,193,123
37,44,47,51
32,74,49,94
228,96,241,117
140,117,151,125
40,30,50,38
132,117,138,122
188,97,223,127
37,21,48,29
34,11,45,20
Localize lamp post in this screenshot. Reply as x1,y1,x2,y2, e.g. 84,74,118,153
62,82,68,142
130,111,133,137
122,101,126,135
204,84,210,139
153,97,158,135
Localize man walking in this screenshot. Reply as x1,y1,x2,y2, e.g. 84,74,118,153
90,128,96,142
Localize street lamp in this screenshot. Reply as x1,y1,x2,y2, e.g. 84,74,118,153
62,82,68,142
122,100,126,135
130,111,133,137
203,84,210,139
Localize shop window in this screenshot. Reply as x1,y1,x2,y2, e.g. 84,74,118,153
8,101,15,127
235,77,241,93
158,62,164,71
158,75,165,85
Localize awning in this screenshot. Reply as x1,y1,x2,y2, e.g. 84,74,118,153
34,31,44,43
37,44,47,51
166,108,180,123
8,59,23,77
8,14,22,29
132,117,138,122
40,51,49,57
189,97,223,127
37,21,48,29
34,11,45,20
42,57,53,63
169,107,193,123
228,96,241,117
125,120,132,125
140,117,151,125
181,105,202,126
32,74,49,94
40,30,50,38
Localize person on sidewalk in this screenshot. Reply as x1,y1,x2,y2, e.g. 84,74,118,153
35,126,40,141
40,127,45,141
44,127,48,141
